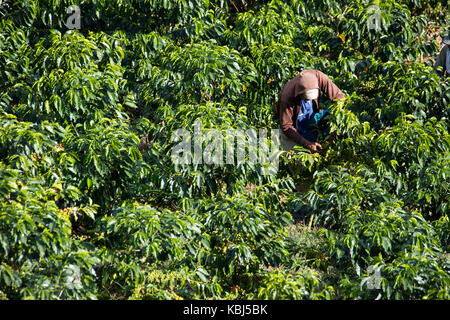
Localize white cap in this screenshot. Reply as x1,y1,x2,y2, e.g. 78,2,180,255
303,88,319,101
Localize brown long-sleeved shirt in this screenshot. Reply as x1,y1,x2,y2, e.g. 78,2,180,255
276,70,345,145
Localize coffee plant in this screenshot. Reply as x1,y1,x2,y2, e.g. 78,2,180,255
0,0,448,300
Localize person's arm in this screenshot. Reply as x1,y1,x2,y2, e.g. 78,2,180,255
279,103,321,152
279,104,305,145
316,70,345,101
434,46,447,76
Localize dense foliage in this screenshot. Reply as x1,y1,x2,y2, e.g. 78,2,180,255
0,0,448,300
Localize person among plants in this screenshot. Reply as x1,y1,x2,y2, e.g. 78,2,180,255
434,31,450,77
276,69,345,153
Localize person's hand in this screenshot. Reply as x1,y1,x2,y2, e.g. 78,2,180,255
306,142,322,153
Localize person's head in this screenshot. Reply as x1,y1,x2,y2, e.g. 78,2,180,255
297,71,319,101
